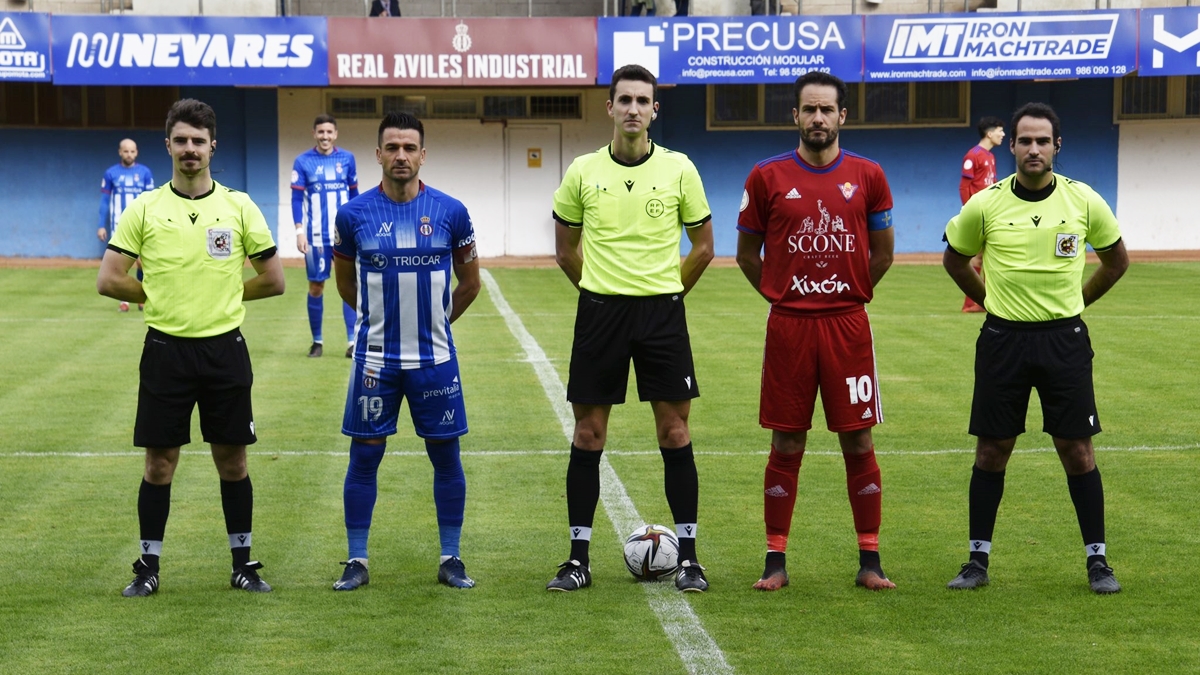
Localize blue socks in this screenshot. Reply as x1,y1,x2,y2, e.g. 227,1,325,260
343,301,357,344
344,440,387,560
343,438,467,561
307,293,324,343
426,438,466,559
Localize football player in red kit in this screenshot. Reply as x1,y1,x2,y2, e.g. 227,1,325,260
958,116,1005,312
736,71,896,592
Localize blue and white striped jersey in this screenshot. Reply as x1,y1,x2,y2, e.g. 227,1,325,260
333,182,475,371
291,147,358,248
100,163,154,233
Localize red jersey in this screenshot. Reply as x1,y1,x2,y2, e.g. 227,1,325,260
738,149,893,314
959,144,996,204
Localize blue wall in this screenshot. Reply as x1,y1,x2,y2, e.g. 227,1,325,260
0,86,278,259
654,78,1120,255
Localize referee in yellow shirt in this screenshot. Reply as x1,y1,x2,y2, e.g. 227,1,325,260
943,102,1129,594
97,99,285,597
547,64,715,593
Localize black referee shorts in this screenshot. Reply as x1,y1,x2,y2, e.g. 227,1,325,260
567,289,699,405
134,327,257,448
969,314,1101,440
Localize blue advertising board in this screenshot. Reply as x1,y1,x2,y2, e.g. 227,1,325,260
0,12,51,82
51,15,327,86
1140,8,1200,76
598,16,862,85
864,11,1137,81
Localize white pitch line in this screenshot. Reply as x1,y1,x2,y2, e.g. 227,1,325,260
3,445,1195,460
480,269,734,675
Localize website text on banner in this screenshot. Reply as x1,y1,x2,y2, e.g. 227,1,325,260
51,15,328,86
598,16,862,84
327,17,596,86
1139,8,1200,77
864,11,1137,82
0,12,51,82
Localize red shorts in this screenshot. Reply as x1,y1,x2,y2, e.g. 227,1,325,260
759,307,882,433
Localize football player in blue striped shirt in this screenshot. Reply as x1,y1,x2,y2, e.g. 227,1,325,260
293,115,359,357
98,139,154,312
330,112,481,591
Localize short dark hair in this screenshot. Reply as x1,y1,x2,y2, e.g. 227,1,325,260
1010,102,1061,144
314,114,338,129
609,64,657,103
794,71,847,110
165,98,216,140
977,116,1005,138
377,111,424,148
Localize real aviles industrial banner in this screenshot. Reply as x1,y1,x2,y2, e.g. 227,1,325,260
51,15,328,86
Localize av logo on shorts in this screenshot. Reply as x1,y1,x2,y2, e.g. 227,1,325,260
645,199,665,218
370,252,388,270
207,228,232,258
440,409,456,425
882,14,1119,63
1055,233,1079,257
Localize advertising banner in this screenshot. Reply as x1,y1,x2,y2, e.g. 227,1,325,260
51,15,327,86
0,12,51,82
864,11,1137,81
327,17,596,86
598,16,863,84
1140,8,1200,76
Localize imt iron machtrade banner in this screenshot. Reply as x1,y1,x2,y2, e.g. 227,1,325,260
327,18,596,86
864,10,1138,82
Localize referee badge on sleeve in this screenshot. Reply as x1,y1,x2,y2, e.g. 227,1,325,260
207,228,233,259
1055,233,1079,257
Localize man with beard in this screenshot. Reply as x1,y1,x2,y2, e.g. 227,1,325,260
97,98,286,596
98,138,154,312
942,102,1128,594
735,71,896,592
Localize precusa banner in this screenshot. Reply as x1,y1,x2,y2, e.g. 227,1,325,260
51,15,327,86
864,11,1138,82
327,17,596,86
598,16,862,84
0,12,51,82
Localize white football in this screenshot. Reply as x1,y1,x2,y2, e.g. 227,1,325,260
623,524,680,581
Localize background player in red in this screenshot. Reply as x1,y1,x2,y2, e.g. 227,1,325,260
736,71,896,592
958,116,1004,312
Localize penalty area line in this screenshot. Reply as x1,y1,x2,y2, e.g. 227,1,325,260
480,269,735,675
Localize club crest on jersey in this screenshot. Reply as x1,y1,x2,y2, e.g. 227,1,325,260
206,228,232,259
1055,233,1079,257
362,375,378,390
838,182,858,202
336,162,343,174
420,216,433,237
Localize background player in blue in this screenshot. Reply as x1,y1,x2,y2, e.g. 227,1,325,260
98,139,154,312
293,114,359,358
330,112,482,591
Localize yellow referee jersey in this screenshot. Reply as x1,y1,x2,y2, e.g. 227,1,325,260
109,181,277,338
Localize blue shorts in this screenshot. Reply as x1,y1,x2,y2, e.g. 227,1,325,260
342,357,468,440
305,244,333,282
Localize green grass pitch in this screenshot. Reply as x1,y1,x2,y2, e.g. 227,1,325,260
0,262,1196,674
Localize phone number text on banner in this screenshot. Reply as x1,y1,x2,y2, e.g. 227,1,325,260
598,16,863,85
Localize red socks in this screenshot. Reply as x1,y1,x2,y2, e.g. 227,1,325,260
763,446,803,552
844,448,882,551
